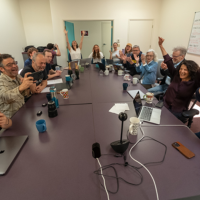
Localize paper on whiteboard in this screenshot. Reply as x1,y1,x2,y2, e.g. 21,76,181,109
47,78,63,85
41,87,50,93
127,90,145,99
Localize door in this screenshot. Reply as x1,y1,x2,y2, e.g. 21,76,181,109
128,20,153,53
65,21,75,60
101,21,111,59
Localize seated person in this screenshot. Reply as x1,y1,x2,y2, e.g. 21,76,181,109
0,54,34,118
135,49,158,89
88,45,104,63
121,45,143,77
124,43,132,56
20,53,47,94
64,29,84,61
0,112,12,130
148,46,186,96
45,43,61,66
109,42,122,64
43,50,62,79
24,47,38,68
158,37,200,122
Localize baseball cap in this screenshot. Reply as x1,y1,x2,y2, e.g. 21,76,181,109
126,43,132,47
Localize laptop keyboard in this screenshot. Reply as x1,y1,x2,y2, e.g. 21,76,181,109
140,107,153,121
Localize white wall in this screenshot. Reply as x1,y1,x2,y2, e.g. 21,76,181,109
0,0,27,69
49,0,162,67
19,0,54,47
157,0,200,64
68,21,102,58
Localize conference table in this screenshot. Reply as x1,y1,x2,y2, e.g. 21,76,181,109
1,65,200,200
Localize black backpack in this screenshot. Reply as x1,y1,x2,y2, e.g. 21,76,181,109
25,45,35,52
37,46,47,52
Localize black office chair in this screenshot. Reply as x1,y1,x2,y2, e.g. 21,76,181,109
182,98,199,128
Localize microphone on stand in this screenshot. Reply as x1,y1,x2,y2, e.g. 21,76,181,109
110,112,130,154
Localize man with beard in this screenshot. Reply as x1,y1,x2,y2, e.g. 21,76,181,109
148,46,186,96
20,52,47,94
0,54,34,118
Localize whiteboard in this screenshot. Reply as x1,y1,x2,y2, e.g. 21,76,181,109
187,11,200,55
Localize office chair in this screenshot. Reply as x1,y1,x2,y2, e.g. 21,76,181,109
182,98,199,128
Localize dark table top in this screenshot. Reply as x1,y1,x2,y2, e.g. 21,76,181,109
25,68,92,107
1,64,199,200
91,102,200,199
0,104,100,200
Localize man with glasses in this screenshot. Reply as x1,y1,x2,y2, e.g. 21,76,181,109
0,54,34,118
148,46,186,96
121,45,143,77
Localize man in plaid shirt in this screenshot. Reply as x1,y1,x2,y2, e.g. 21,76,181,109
0,54,34,118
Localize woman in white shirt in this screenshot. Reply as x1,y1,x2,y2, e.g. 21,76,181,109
64,29,85,61
88,45,104,63
109,42,122,63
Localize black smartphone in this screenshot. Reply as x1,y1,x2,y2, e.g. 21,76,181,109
155,100,164,108
27,71,43,81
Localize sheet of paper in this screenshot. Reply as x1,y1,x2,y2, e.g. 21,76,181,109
41,87,50,93
109,103,129,115
127,90,145,99
115,103,130,111
47,78,63,85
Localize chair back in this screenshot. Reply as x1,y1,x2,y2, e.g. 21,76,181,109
156,59,164,79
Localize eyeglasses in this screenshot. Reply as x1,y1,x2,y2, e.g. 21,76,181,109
146,55,154,57
171,55,181,58
5,61,18,67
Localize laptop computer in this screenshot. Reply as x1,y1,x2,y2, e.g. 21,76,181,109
133,91,162,124
0,135,28,175
80,58,92,65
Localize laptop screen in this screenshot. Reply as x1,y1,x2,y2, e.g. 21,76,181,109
133,91,142,117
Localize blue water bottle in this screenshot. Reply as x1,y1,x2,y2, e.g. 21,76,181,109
50,86,59,108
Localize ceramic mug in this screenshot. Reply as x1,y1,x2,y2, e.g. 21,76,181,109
132,78,139,85
143,92,154,104
118,70,124,76
60,89,69,99
124,74,130,81
129,117,140,135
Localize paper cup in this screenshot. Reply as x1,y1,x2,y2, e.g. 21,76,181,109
129,117,140,135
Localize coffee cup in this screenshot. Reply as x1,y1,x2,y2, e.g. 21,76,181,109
132,78,139,85
60,89,69,99
129,117,140,135
123,83,128,91
36,119,47,133
143,92,154,104
118,70,124,76
124,74,130,81
65,75,71,82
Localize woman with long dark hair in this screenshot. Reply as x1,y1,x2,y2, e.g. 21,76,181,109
158,37,200,122
88,44,104,63
64,29,85,60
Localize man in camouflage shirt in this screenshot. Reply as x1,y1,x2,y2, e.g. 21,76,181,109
0,54,34,118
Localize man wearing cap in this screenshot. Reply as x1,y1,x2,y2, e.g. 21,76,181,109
121,45,143,77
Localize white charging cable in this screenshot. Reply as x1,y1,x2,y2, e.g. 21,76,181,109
129,125,159,200
96,158,110,200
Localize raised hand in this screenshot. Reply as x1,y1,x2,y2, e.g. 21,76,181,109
54,44,58,48
160,62,168,70
158,37,165,46
109,50,112,54
126,56,132,63
64,29,68,34
133,54,139,63
82,31,85,36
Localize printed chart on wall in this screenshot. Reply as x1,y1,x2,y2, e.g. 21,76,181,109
187,11,200,55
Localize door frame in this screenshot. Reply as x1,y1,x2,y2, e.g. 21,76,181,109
128,19,154,49
63,19,114,58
